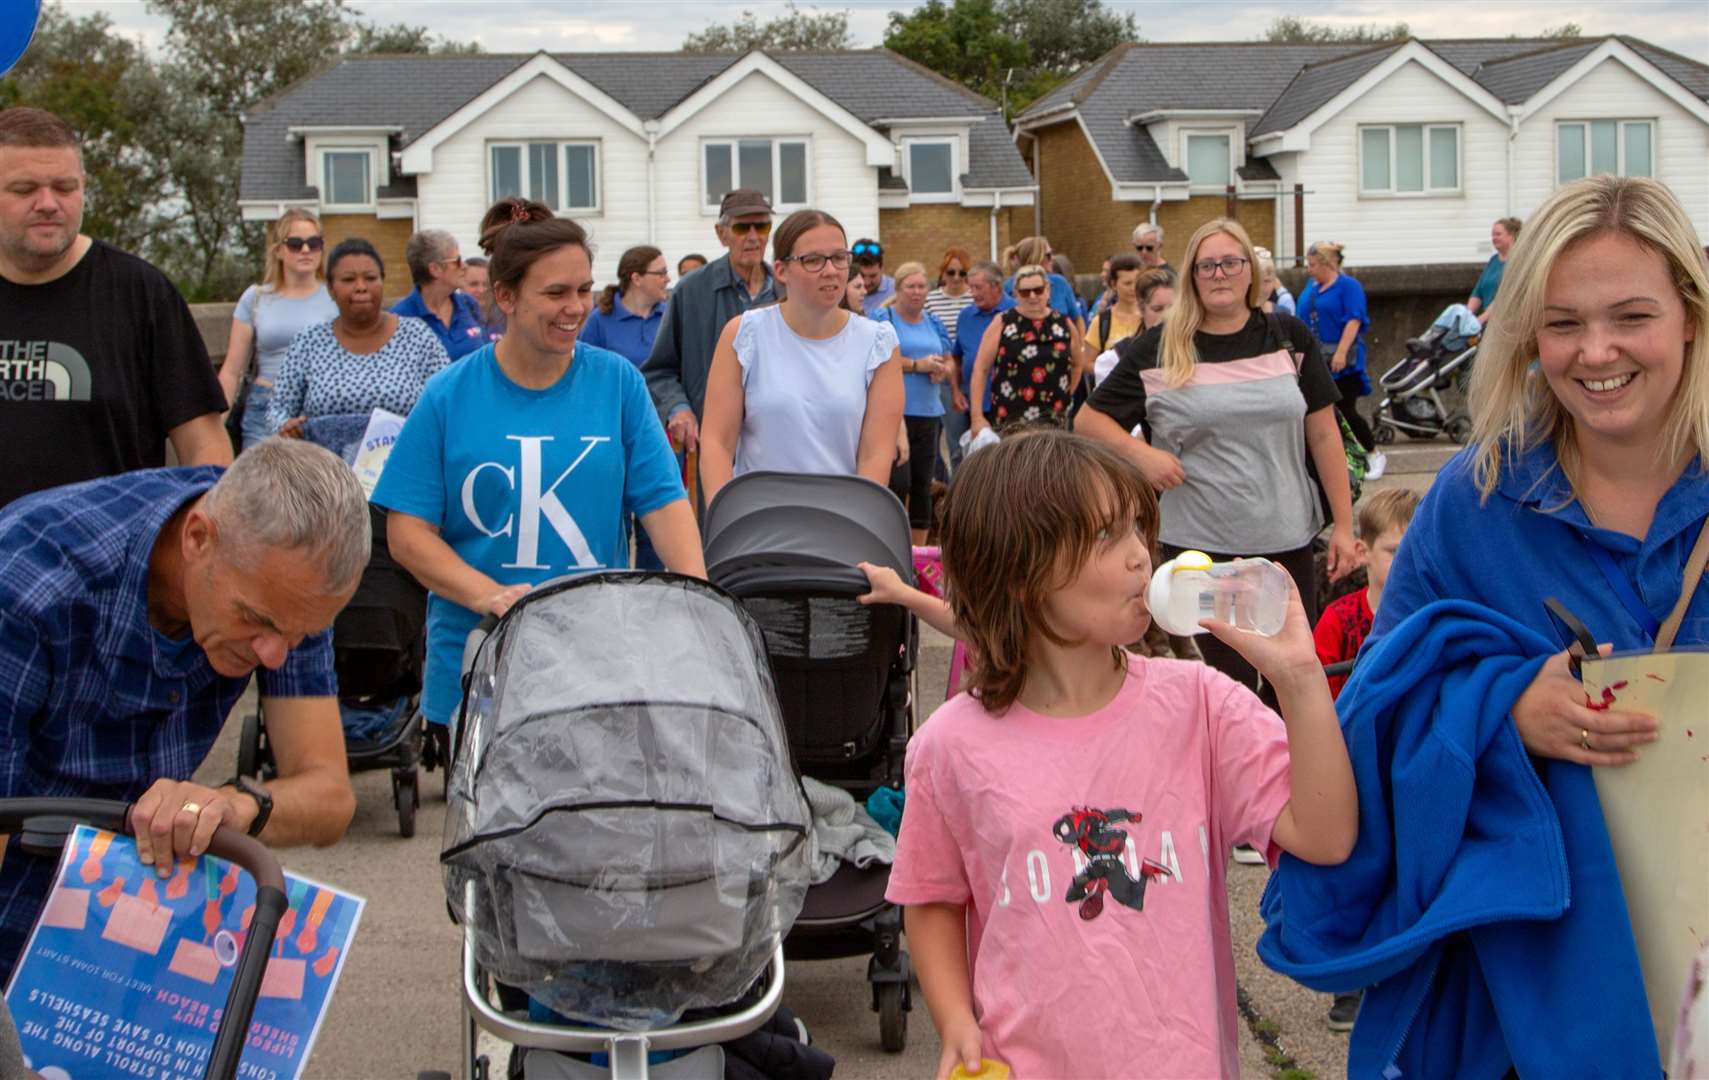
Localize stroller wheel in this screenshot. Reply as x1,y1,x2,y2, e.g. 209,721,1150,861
237,712,262,780
877,981,908,1053
1445,415,1473,445
394,768,419,838
1372,422,1396,447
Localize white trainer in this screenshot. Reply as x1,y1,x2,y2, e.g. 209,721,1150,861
1365,451,1388,481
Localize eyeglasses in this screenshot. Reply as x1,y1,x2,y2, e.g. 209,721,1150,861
942,268,965,278
282,236,325,253
783,250,852,273
727,221,772,237
851,241,882,258
1015,284,1047,298
1193,255,1249,278
640,268,670,278
1134,244,1158,253
437,255,464,268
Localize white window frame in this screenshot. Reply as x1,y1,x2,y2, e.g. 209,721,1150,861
1357,123,1463,198
1554,119,1655,185
487,140,602,214
700,138,812,215
307,139,385,213
1179,127,1237,192
900,137,959,202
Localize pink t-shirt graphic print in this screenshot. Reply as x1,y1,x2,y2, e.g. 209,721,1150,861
886,655,1292,1079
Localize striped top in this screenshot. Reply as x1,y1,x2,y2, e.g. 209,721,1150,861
925,287,975,348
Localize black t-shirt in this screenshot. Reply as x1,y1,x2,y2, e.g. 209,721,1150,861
1086,308,1339,433
0,240,224,508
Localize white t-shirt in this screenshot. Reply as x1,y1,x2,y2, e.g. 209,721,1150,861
732,305,896,478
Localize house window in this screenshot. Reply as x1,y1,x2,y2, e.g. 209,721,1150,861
1184,133,1232,188
1359,124,1460,195
703,139,810,212
1557,120,1654,183
321,149,373,209
903,138,956,198
489,141,601,212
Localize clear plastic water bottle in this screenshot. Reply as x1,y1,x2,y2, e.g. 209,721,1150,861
1146,551,1290,637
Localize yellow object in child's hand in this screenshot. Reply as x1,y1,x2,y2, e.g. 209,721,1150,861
949,1061,1011,1080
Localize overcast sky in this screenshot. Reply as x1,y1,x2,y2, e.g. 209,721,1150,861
63,1,1709,63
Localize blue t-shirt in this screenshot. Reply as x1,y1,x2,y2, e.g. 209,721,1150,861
1296,273,1370,391
392,288,489,362
1003,273,1082,323
371,342,686,724
952,297,1014,411
1471,254,1506,311
580,298,664,368
1371,443,1709,654
877,308,951,418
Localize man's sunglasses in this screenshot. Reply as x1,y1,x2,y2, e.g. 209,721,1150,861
727,221,772,237
1015,284,1047,298
1134,243,1158,253
851,242,882,258
282,236,325,253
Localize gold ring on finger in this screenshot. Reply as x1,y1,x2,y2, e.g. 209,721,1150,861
1579,729,1591,751
180,801,203,815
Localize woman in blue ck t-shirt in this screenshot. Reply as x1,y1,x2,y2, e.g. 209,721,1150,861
373,197,705,758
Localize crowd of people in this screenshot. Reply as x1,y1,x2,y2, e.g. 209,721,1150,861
2,93,1706,1080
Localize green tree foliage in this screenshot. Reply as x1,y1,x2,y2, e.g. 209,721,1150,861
683,3,853,52
0,5,175,255
1262,16,1411,43
883,0,1140,115
348,21,485,55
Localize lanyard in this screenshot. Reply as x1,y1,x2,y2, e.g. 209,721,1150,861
1581,536,1661,641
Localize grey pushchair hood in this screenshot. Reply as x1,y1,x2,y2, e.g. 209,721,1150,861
703,471,914,595
442,573,811,1029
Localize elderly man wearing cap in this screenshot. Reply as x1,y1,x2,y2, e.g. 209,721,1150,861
643,188,778,456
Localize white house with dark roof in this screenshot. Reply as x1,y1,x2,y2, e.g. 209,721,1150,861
1014,35,1709,273
239,48,1037,295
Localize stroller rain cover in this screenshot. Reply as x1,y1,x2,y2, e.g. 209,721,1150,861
442,573,811,1028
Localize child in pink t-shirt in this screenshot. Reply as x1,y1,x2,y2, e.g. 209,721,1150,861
862,429,1357,1079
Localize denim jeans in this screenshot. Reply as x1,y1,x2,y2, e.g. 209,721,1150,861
937,382,969,480
239,381,275,451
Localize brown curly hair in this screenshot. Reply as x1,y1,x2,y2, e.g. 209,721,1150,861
938,428,1160,712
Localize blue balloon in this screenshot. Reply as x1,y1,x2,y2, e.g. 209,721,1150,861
0,2,41,80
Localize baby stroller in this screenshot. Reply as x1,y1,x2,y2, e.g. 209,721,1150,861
439,572,812,1080
702,472,918,1052
1372,303,1480,445
235,416,432,837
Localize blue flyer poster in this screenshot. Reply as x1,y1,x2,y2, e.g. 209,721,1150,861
4,825,364,1079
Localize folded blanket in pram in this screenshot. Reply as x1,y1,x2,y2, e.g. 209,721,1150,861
1427,303,1481,354
801,777,896,885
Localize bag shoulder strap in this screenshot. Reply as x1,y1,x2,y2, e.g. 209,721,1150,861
1097,307,1113,350
1262,311,1304,375
1657,512,1709,651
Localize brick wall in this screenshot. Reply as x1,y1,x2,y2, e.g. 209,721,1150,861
878,203,1024,274
321,214,416,302
1033,122,1279,275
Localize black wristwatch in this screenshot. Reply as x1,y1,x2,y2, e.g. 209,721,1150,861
226,775,273,838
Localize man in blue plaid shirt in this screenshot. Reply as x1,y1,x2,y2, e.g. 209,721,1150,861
0,440,369,982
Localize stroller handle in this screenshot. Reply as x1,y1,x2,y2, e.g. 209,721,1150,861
0,797,289,1080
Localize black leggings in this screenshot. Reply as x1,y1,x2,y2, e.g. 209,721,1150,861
1159,540,1319,710
888,416,941,531
1334,373,1376,451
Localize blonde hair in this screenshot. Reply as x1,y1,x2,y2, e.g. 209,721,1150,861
1307,240,1345,268
1356,487,1421,540
1013,236,1051,268
877,261,928,310
1011,263,1050,294
1467,175,1709,500
1158,218,1263,387
261,208,324,291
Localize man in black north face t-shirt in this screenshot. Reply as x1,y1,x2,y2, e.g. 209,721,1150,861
0,107,229,509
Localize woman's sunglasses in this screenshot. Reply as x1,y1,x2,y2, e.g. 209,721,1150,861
1015,284,1047,298
942,268,966,278
282,236,325,253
